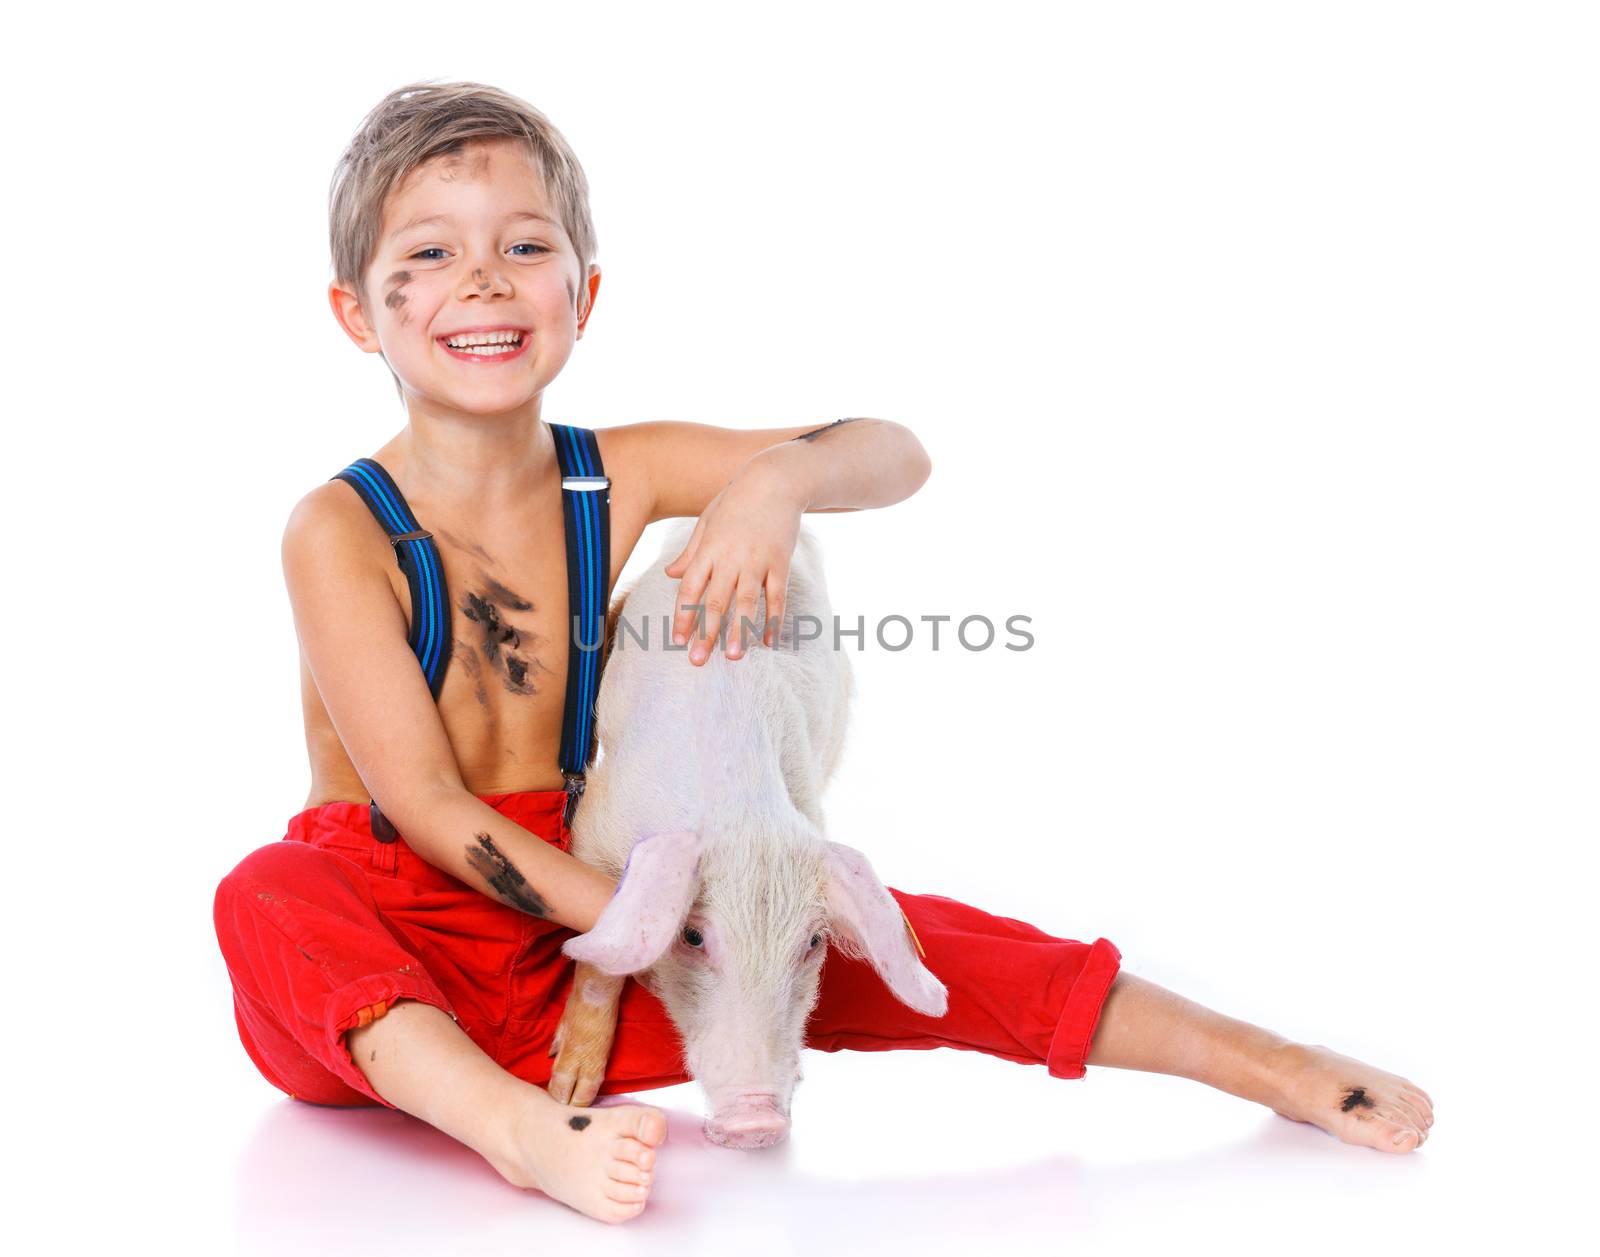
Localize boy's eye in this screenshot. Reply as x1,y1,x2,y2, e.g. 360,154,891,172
408,244,546,260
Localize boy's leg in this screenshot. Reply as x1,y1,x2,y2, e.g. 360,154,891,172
214,842,666,1223
808,888,1433,1154
1086,972,1434,1151
345,999,666,1223
806,889,1124,1077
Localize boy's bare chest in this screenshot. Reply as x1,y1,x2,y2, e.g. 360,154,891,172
400,516,577,783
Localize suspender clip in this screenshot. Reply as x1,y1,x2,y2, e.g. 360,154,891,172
389,529,433,546
560,475,610,492
561,771,587,827
369,799,400,843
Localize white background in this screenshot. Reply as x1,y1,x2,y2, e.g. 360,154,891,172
7,1,1595,1253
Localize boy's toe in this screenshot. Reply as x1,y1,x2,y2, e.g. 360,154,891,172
625,1107,667,1147
1369,1108,1425,1152
1390,1096,1427,1132
1402,1088,1434,1124
1386,1125,1421,1152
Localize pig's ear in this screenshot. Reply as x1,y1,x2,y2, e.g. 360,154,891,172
824,842,948,1017
563,829,702,975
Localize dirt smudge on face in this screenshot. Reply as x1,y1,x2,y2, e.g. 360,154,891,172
437,142,492,184
384,270,414,325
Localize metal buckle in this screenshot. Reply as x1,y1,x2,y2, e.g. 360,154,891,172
389,529,432,546
560,476,610,492
561,772,587,827
369,799,399,843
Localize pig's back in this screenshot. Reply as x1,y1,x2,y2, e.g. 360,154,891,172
574,522,849,867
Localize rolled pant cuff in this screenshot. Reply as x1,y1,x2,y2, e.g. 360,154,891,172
1045,936,1122,1080
322,972,458,1109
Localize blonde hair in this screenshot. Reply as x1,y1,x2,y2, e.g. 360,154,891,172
328,79,598,396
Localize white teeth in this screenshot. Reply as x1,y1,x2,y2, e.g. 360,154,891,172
455,343,519,356
444,330,523,348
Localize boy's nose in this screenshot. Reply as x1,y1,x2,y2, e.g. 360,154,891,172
458,262,512,298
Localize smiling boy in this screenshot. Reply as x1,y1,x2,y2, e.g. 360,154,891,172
213,81,1432,1226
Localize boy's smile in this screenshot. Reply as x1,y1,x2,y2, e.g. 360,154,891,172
436,327,534,364
333,136,599,418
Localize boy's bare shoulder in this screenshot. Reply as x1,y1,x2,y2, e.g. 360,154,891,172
590,420,727,486
590,420,661,465
594,420,729,459
590,423,672,535
591,420,831,524
281,478,394,585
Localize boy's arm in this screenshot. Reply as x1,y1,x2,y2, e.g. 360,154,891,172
282,485,616,933
626,418,932,522
612,419,933,662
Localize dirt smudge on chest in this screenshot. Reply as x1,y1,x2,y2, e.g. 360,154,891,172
460,590,551,696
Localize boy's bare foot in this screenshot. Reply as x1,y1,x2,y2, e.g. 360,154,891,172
488,1090,668,1223
1087,974,1434,1155
1266,1043,1434,1153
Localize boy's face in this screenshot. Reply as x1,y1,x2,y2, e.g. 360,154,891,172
331,137,599,414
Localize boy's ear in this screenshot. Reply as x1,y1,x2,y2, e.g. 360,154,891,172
328,280,381,352
576,264,602,338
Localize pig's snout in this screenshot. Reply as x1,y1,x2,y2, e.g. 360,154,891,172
704,1094,791,1149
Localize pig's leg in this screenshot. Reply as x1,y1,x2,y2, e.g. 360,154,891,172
548,963,626,1106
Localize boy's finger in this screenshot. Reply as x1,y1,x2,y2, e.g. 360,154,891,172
729,572,762,660
664,518,705,578
692,571,736,665
764,570,787,648
672,561,712,645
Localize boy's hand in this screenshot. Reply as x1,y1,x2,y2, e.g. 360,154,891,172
665,460,802,664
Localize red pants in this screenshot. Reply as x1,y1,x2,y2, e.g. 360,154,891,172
212,789,1122,1108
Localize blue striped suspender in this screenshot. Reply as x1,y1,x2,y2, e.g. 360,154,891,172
331,459,453,698
549,424,612,825
330,430,611,836
331,458,455,841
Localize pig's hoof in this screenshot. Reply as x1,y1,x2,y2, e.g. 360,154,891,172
547,973,622,1107
704,1095,791,1149
549,1033,610,1105
549,1049,605,1107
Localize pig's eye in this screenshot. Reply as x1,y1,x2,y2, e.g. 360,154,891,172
808,933,822,951
682,926,705,948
